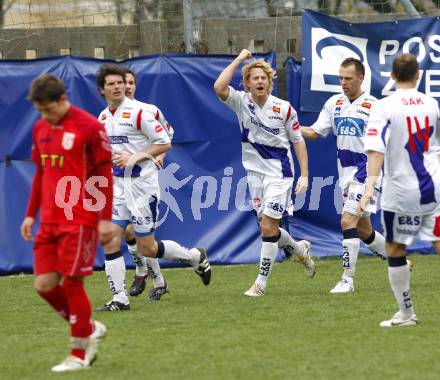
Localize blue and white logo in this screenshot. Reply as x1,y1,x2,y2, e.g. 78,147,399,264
335,117,365,137
310,28,371,94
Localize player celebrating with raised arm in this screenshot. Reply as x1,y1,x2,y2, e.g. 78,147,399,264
214,49,315,297
301,58,389,294
96,64,211,312
20,74,113,372
121,67,175,301
360,53,440,327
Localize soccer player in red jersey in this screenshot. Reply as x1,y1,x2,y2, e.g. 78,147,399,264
20,74,114,372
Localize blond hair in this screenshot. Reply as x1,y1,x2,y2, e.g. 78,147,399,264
241,59,275,94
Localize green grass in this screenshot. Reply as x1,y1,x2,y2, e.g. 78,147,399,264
1,255,439,380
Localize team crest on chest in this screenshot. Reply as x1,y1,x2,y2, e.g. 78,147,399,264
61,132,76,150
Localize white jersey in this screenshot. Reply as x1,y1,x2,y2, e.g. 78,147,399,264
98,97,171,177
133,99,174,140
365,88,440,215
222,86,303,178
312,93,377,189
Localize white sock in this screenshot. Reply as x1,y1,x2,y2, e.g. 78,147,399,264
161,240,200,267
278,228,304,256
388,259,414,317
104,253,128,304
341,229,360,278
365,230,387,258
256,241,278,289
146,257,165,287
127,243,148,276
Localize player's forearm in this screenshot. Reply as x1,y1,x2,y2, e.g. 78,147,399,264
366,151,384,189
139,143,171,162
300,126,320,140
293,140,309,177
26,165,42,218
214,57,243,100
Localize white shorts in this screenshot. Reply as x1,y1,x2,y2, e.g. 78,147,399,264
247,171,293,219
112,175,160,236
342,182,380,217
382,209,440,245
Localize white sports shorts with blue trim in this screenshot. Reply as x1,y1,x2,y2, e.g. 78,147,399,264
112,175,160,236
343,181,380,217
382,207,440,245
247,170,294,220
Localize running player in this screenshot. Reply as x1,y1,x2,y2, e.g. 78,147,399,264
121,67,174,301
95,64,211,311
214,49,315,297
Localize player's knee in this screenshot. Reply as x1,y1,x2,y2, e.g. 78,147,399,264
260,221,279,237
341,215,357,231
124,225,135,241
104,234,122,253
137,238,157,257
34,276,57,293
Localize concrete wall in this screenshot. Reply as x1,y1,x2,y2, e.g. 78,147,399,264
200,13,439,65
0,21,168,60
2,11,439,96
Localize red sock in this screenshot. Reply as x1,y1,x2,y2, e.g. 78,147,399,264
63,278,93,360
38,285,69,321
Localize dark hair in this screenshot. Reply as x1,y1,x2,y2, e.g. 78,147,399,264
96,64,126,89
340,57,365,77
28,74,66,103
392,53,419,82
122,67,137,83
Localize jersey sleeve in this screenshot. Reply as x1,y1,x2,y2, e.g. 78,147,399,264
139,109,171,145
155,107,174,140
27,124,42,218
311,98,333,137
285,104,303,144
222,86,242,114
31,122,41,163
364,101,389,154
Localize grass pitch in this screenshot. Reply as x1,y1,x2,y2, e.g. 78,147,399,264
1,255,439,380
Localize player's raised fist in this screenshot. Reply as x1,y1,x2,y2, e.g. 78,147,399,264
238,49,252,62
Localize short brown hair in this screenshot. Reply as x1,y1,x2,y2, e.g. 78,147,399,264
392,53,419,82
122,67,137,83
340,57,365,77
96,64,126,89
242,59,275,93
28,74,66,103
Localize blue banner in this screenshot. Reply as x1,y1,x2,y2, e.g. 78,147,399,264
301,9,440,112
0,53,279,274
1,51,433,275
